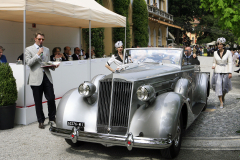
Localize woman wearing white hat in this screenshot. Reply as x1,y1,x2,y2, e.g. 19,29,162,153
105,41,124,73
211,37,232,109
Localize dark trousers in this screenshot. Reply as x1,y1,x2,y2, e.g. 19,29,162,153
31,73,56,123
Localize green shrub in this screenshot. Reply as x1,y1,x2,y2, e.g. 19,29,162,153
132,0,149,47
83,0,105,58
0,63,18,106
113,0,131,48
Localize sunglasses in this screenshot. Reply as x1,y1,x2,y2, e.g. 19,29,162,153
37,38,45,41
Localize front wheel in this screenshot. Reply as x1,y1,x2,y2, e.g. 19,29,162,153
160,113,183,159
65,139,84,147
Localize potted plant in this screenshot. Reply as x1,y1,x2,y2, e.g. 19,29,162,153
0,63,18,130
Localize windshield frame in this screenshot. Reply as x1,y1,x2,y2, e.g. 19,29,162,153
123,48,184,69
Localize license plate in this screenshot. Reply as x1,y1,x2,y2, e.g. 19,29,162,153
67,121,85,127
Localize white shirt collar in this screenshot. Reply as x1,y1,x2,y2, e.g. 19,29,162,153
34,43,40,49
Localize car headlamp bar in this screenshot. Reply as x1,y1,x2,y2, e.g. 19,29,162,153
78,82,96,97
136,85,155,101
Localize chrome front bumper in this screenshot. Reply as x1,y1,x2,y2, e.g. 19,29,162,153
49,124,172,150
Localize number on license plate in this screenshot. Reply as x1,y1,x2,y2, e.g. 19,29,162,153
67,121,85,127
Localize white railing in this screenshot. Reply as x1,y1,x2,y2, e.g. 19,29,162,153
147,5,173,21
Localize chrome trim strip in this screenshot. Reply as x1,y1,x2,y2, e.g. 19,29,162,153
107,78,115,132
49,126,172,149
127,82,134,133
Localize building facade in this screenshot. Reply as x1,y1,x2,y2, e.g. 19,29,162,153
82,0,180,55
186,18,200,45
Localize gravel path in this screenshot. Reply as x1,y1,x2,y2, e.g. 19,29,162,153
183,56,240,137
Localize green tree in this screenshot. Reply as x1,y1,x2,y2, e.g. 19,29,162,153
195,13,236,45
113,0,131,49
168,0,203,45
82,0,104,57
132,0,148,47
200,0,240,37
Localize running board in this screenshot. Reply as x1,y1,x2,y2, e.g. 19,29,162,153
192,103,205,115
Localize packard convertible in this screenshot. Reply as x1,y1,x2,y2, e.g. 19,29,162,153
50,48,210,159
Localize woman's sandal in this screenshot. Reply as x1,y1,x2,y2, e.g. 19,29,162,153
220,103,224,109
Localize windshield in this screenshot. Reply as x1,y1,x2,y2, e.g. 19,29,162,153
125,49,182,66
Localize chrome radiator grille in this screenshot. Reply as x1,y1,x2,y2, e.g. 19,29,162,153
110,81,132,127
97,79,112,125
97,79,133,133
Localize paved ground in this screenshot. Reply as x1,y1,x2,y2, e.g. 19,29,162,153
183,56,240,138
1,56,240,159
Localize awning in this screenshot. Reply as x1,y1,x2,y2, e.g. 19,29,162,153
0,0,126,28
168,32,175,40
148,17,181,29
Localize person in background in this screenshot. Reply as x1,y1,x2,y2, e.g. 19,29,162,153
91,46,96,58
63,46,72,61
207,47,211,57
190,53,200,65
72,47,81,60
17,53,24,62
199,46,203,56
193,46,196,55
85,46,96,59
211,37,232,109
50,47,66,61
183,46,193,65
0,46,7,63
81,49,86,59
211,46,215,56
85,50,89,59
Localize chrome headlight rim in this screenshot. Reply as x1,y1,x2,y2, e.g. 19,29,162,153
137,85,155,102
78,82,96,97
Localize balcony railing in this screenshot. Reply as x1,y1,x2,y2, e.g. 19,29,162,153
147,5,173,22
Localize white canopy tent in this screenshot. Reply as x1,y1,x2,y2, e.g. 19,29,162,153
0,0,126,108
206,41,216,47
0,0,126,28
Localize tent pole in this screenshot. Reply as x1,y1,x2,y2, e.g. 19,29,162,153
89,20,91,81
23,10,26,108
79,27,82,52
125,18,126,49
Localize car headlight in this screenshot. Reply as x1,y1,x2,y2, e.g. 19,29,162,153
78,82,96,97
137,85,155,101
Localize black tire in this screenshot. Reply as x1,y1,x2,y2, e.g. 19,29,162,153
65,139,84,147
160,113,183,159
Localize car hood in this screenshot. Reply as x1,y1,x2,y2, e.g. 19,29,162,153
112,63,180,81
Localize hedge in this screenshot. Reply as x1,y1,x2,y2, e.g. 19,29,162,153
113,0,131,49
132,0,149,47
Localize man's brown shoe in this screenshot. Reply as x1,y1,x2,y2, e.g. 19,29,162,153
39,123,45,129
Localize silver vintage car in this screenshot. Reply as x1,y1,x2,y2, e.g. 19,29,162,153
50,48,210,159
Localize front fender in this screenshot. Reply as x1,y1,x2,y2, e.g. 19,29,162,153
56,74,106,132
56,89,98,132
129,92,184,139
